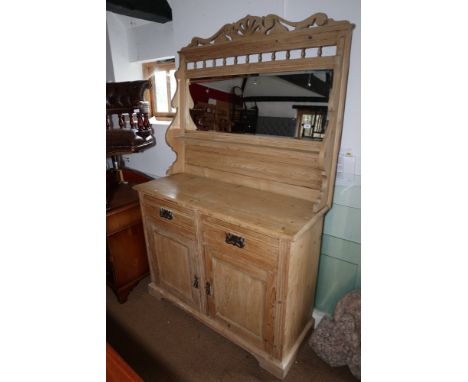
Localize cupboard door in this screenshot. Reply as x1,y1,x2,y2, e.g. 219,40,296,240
204,246,276,353
146,219,201,311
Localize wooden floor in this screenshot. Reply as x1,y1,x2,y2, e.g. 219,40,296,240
107,277,356,382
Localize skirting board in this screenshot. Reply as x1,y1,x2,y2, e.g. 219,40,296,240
312,309,327,328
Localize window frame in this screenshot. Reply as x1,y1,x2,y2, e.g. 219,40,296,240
143,60,176,120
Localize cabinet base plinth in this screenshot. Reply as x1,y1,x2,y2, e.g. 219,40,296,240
147,282,314,379
255,319,314,379
147,283,163,300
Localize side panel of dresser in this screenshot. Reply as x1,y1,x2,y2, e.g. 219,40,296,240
140,194,202,312
280,217,324,357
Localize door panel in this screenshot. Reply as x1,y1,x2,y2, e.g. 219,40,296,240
205,246,276,352
156,233,193,299
213,257,265,337
145,218,201,311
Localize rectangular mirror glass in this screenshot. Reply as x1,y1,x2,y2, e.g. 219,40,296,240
188,69,333,140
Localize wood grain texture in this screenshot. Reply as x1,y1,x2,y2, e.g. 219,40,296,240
204,244,277,352
182,130,323,151
137,12,354,380
185,13,345,48
144,216,201,311
185,56,337,80
166,13,354,209
185,164,322,202
135,173,317,239
107,184,150,304
156,233,193,298
107,222,148,288
202,217,279,268
185,143,324,190
212,255,266,341
282,218,324,354
106,203,142,237
142,194,197,239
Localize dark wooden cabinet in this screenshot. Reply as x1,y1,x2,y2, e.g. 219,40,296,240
107,169,152,303
106,80,155,303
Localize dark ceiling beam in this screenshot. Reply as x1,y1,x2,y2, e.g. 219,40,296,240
243,96,328,103
279,74,330,97
106,0,172,23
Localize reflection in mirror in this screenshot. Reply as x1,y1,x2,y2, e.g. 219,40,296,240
189,70,332,140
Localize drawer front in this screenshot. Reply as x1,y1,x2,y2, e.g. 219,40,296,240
201,216,279,268
106,203,142,236
141,195,196,239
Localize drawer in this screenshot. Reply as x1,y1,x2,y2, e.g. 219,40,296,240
201,216,279,268
141,194,196,238
106,203,142,236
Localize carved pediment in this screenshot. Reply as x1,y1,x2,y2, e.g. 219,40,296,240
187,13,336,48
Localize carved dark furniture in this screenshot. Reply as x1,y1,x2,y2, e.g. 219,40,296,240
106,80,155,156
106,81,155,303
107,168,152,303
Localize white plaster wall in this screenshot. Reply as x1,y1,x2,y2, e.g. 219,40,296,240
124,120,176,178
106,24,115,82
106,12,143,81
128,21,175,62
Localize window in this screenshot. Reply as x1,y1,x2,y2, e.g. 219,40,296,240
143,59,176,119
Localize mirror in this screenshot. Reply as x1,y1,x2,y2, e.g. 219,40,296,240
188,70,333,140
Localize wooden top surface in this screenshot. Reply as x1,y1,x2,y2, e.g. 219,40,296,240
107,182,140,214
107,169,153,214
134,173,321,239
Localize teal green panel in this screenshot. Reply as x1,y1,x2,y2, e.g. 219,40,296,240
332,175,361,209
323,204,361,244
355,262,361,289
314,254,358,315
321,234,360,265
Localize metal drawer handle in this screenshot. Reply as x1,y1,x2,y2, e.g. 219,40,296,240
225,233,245,248
159,207,173,220
205,281,212,296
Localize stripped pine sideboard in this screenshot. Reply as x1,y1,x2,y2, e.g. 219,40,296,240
135,13,354,378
